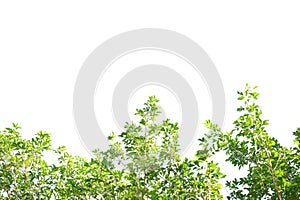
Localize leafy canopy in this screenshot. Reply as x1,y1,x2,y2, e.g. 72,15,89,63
1,85,300,199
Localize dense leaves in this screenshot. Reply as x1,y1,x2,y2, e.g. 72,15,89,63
0,96,224,199
0,124,112,199
93,96,224,199
212,84,300,199
1,85,300,199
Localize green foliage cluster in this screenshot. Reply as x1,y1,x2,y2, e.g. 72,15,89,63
217,84,300,199
0,123,113,199
0,85,299,199
93,96,224,199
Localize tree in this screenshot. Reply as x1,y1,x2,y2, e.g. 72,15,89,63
0,123,113,199
94,96,224,199
0,124,53,199
2,85,299,199
0,96,224,199
205,84,300,199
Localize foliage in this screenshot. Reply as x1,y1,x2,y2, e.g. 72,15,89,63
0,124,115,199
0,96,224,199
94,96,224,199
0,123,53,199
208,84,300,199
1,85,300,199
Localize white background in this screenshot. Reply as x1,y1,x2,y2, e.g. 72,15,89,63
1,0,300,195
